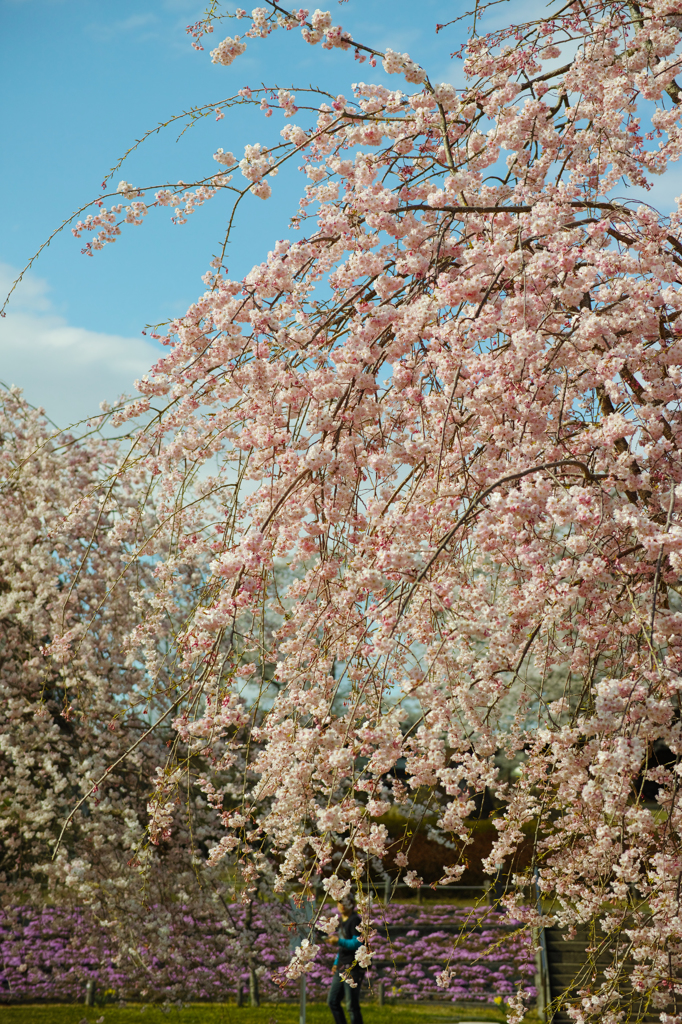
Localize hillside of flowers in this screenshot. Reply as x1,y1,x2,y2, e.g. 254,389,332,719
0,903,534,1005
369,904,536,1003
0,903,286,1004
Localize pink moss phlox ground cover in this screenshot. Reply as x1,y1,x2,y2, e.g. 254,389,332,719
0,903,534,1004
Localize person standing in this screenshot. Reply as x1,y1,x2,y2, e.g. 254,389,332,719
326,896,364,1024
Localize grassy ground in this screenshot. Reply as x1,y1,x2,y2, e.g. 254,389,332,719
0,1003,541,1024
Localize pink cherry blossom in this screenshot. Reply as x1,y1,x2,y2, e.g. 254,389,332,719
15,0,682,1019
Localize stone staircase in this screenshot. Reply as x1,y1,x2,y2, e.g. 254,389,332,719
537,925,670,1023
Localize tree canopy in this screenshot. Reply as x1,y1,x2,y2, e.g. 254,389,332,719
10,1,682,1020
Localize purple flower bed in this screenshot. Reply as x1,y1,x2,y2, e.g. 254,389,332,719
364,904,536,1003
0,904,289,1004
0,906,121,1002
0,903,535,1004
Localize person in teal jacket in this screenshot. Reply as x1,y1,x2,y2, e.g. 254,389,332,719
326,896,364,1024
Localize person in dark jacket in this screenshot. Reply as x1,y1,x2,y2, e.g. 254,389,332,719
326,896,364,1024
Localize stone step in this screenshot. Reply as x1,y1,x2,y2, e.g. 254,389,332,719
545,938,612,951
542,926,671,1024
546,953,612,965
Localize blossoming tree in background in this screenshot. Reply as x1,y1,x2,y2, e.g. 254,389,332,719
23,0,682,1019
0,388,290,1002
0,387,163,908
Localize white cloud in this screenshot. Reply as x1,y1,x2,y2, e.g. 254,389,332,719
0,264,159,428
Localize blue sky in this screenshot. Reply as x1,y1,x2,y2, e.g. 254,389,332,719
0,0,471,425
3,0,682,426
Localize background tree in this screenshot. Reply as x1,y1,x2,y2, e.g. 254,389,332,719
0,387,292,1004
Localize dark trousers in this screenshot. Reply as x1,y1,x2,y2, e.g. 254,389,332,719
327,966,364,1024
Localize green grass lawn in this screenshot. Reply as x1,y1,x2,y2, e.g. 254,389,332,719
0,1003,541,1024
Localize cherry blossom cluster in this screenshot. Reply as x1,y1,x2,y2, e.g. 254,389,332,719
239,141,278,198
72,178,226,249
211,34,247,66
382,48,427,83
